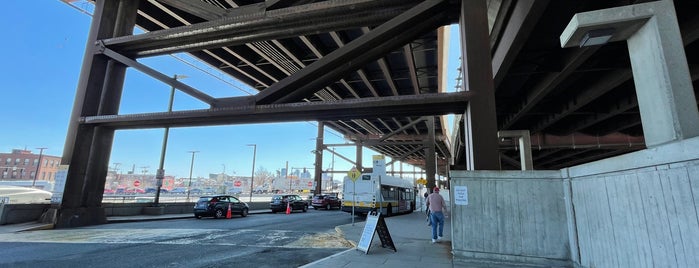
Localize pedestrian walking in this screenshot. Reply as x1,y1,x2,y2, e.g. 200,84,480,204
425,187,448,243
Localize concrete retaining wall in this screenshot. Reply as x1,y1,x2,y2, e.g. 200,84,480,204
1,201,272,224
0,204,51,225
450,136,699,267
564,137,699,267
450,170,572,267
102,201,270,216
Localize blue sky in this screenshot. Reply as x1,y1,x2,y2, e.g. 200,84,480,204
0,1,460,179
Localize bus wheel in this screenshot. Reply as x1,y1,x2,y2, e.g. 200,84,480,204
386,204,392,217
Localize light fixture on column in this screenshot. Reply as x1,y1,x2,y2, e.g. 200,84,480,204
579,28,615,47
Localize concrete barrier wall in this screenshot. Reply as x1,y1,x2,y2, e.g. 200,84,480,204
451,137,699,267
564,137,699,268
449,170,572,267
1,201,274,224
101,201,271,216
0,204,50,225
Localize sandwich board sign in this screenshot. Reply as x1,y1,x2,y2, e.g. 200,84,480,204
357,211,396,254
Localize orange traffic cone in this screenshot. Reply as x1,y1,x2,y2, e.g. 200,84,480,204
226,203,232,219
285,202,291,215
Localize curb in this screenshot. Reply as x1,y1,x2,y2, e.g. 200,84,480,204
16,223,54,232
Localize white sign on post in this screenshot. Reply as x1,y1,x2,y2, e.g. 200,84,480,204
454,186,468,206
51,165,69,204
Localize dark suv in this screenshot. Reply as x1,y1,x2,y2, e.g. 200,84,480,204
270,194,308,213
311,194,341,210
194,195,249,219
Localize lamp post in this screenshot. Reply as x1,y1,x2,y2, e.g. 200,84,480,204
186,150,199,202
155,74,187,206
32,147,47,187
330,147,335,192
247,144,256,202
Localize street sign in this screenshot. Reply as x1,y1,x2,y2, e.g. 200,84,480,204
133,180,141,187
416,177,427,185
348,168,361,182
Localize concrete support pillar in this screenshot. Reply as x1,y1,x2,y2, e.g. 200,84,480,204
56,0,138,228
425,116,437,191
314,122,324,195
626,2,699,146
460,0,501,170
560,0,699,148
498,130,534,170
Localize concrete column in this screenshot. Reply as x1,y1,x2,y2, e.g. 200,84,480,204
560,1,699,148
498,130,534,170
314,122,324,195
626,1,699,146
460,0,501,170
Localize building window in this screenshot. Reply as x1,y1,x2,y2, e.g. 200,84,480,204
24,159,29,165
15,158,20,165
44,159,48,167
4,158,10,165
2,170,7,179
50,160,55,167
33,159,39,166
12,170,17,178
30,171,36,179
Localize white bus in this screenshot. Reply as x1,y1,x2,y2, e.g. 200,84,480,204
341,156,415,216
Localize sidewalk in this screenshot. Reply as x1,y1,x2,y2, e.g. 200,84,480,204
301,211,454,268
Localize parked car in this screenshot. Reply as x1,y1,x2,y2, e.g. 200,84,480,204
311,194,341,210
171,187,187,194
193,195,249,219
270,194,307,213
145,188,169,194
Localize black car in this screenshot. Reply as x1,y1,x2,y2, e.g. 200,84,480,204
270,194,308,213
194,195,249,219
311,194,342,210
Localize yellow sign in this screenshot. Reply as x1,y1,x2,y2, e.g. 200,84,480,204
416,177,427,185
348,168,361,182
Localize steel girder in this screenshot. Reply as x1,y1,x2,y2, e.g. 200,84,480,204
254,0,449,104
80,91,472,129
102,0,424,57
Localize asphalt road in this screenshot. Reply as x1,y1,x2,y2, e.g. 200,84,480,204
0,209,364,268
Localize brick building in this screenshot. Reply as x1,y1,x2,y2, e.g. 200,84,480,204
0,149,62,181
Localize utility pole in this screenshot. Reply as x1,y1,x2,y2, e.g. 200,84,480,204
32,147,47,187
186,150,199,202
156,74,186,206
247,144,257,202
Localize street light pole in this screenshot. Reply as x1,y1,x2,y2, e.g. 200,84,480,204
186,150,199,202
155,74,187,206
32,147,47,187
330,147,335,192
247,144,256,202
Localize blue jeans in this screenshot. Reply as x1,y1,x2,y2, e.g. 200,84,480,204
430,211,445,239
